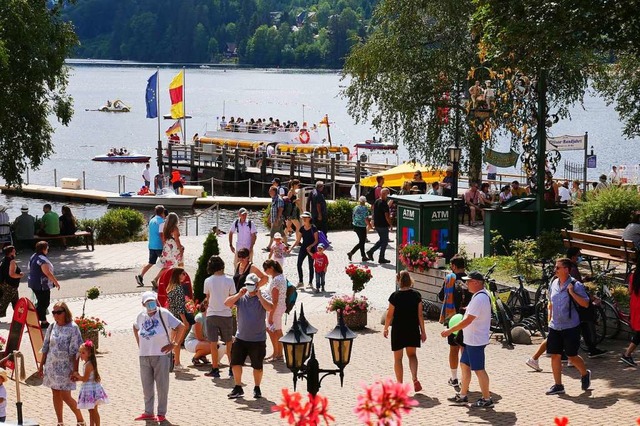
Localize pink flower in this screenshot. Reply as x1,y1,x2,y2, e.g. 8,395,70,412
354,378,418,425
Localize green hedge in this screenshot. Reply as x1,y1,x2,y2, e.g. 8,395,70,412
572,186,640,232
95,208,145,244
262,198,358,231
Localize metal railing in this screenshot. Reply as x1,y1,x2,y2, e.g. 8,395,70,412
183,202,219,236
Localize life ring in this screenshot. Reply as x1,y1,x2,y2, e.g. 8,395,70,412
299,129,310,144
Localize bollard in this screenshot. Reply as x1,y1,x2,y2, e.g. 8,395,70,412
248,177,252,198
123,175,126,193
118,175,121,193
54,169,57,187
26,167,29,185
83,171,86,189
210,177,214,198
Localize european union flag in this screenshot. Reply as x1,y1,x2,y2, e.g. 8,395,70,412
145,71,158,119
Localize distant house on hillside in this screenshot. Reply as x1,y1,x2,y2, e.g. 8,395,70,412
225,43,237,58
270,12,282,26
296,11,316,26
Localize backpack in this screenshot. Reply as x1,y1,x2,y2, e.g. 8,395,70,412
365,186,378,205
567,278,594,322
285,279,298,314
233,219,252,232
306,190,314,212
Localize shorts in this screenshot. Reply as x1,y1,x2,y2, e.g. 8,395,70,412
230,338,266,370
184,338,200,353
460,344,486,371
487,173,497,180
206,316,234,343
547,326,581,357
270,222,284,237
172,181,184,190
148,249,163,265
444,320,461,347
269,310,284,331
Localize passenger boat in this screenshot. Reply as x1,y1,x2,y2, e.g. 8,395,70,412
106,190,197,209
352,138,399,164
98,100,131,112
92,148,150,163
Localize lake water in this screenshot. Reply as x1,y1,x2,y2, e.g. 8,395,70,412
1,62,638,224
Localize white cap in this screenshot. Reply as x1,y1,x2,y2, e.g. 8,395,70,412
141,291,157,304
274,232,282,239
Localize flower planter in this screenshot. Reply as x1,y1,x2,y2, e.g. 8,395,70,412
339,310,367,331
81,329,100,350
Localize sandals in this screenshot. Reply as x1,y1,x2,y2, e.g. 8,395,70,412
198,356,210,364
413,379,422,392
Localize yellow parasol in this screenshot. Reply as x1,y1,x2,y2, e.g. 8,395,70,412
360,162,446,187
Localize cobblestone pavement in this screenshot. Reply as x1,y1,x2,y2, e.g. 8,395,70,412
4,227,638,425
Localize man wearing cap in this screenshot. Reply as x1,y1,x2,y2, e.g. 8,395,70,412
229,208,257,264
12,205,35,247
225,273,273,399
309,181,328,236
441,270,494,408
133,291,185,423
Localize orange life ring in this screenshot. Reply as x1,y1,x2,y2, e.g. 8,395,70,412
299,129,310,144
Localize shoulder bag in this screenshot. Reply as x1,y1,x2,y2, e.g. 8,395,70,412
157,310,175,372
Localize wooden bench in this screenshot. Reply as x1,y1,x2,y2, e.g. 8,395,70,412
561,229,636,279
33,229,95,251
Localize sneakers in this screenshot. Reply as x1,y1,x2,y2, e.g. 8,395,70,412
229,367,234,378
526,357,542,372
366,250,374,261
204,368,220,378
620,354,637,367
448,378,460,387
135,274,144,287
151,279,158,290
347,252,353,261
413,379,422,392
588,348,607,358
297,282,304,288
253,386,262,399
134,413,157,421
378,259,391,264
545,384,566,395
173,363,186,371
199,356,210,364
471,398,494,408
581,369,591,391
156,415,166,422
566,360,574,368
447,394,468,404
321,286,325,292
228,385,244,399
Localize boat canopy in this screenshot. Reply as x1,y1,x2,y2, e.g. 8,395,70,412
360,162,445,187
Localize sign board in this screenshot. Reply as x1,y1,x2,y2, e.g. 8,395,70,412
484,148,519,168
546,135,586,151
1,298,43,369
586,155,597,169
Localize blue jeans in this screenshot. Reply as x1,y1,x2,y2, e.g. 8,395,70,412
368,227,389,261
315,271,326,289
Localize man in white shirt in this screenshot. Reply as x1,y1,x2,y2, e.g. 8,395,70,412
558,181,571,203
229,208,257,263
608,165,620,186
441,271,493,408
142,163,151,188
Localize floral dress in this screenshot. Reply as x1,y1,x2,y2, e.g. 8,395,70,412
41,322,83,391
77,366,109,409
160,237,182,269
263,274,287,324
167,285,186,320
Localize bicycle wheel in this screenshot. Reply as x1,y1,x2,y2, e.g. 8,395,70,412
534,300,548,338
601,300,621,339
506,292,526,325
495,299,513,345
580,305,606,351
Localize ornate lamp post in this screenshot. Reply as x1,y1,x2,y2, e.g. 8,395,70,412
280,306,356,396
446,146,462,259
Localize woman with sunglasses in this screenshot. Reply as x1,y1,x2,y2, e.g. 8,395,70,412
39,301,86,426
28,241,60,329
288,211,319,288
233,248,268,293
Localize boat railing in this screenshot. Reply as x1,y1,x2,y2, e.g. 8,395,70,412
182,202,219,237
217,124,305,134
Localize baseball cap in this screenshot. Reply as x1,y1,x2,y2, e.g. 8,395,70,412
238,207,248,215
300,211,312,218
141,291,157,304
317,243,325,249
245,273,260,292
462,271,485,282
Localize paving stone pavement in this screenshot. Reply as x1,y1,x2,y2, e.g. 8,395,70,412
3,227,638,425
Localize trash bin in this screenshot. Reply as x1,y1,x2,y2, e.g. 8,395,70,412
391,194,459,266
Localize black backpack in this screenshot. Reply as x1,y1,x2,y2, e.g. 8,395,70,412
567,278,594,322
233,219,252,232
365,186,378,205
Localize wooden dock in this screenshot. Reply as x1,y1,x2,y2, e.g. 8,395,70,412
0,184,272,208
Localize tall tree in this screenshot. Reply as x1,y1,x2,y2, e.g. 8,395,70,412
0,0,78,186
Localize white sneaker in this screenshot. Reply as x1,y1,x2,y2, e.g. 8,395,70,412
526,357,542,372
566,360,574,368
174,363,187,371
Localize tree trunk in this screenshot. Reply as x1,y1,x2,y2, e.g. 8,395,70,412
468,132,483,183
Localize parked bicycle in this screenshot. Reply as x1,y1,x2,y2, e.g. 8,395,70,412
508,259,555,338
592,266,629,340
484,264,513,346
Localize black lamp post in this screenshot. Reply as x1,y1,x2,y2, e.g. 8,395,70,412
446,146,462,259
298,304,318,360
280,306,356,396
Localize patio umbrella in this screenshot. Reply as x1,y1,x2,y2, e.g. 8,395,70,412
360,162,445,187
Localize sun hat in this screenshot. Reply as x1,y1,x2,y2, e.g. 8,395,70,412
274,232,282,239
21,204,29,212
300,211,312,218
141,291,157,304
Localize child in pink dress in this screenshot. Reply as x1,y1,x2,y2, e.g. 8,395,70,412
74,340,109,426
269,232,287,267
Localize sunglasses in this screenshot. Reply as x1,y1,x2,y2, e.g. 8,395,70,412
52,310,65,315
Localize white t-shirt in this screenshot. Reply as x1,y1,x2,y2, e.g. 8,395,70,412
229,218,257,251
134,308,181,356
463,289,492,346
204,274,236,317
558,186,571,202
486,164,497,175
0,384,6,417
142,167,151,182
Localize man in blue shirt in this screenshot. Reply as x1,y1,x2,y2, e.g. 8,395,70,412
545,257,592,395
136,205,166,288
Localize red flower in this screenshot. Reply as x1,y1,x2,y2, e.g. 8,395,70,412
273,389,334,425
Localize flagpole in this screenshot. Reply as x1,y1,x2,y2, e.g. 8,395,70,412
156,67,161,147
182,67,186,145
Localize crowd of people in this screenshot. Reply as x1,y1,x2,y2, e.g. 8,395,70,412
219,116,317,134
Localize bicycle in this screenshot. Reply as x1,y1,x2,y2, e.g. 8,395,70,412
592,266,630,339
508,259,555,338
484,264,513,346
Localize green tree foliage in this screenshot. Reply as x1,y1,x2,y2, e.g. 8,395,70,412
572,187,640,233
342,0,483,171
0,0,78,186
95,208,145,244
193,232,220,302
62,0,377,68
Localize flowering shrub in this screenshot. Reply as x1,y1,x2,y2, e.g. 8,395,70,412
326,295,370,317
398,243,441,271
354,378,418,425
272,388,334,425
74,317,109,337
345,264,373,293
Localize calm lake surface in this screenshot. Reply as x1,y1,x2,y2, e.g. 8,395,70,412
1,62,638,225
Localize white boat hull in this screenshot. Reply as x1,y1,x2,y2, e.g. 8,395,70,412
106,194,197,208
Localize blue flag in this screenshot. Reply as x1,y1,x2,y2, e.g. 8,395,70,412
145,71,158,119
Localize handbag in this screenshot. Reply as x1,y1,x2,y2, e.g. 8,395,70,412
157,310,175,372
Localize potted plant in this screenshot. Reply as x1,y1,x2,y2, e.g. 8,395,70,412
74,287,107,349
398,243,442,272
326,265,373,330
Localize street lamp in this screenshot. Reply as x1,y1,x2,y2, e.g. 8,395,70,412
447,146,462,259
298,304,318,360
280,306,357,396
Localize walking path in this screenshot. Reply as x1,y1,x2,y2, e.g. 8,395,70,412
3,227,638,425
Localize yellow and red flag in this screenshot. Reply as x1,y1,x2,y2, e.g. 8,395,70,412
165,120,182,136
319,115,329,126
169,71,184,119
